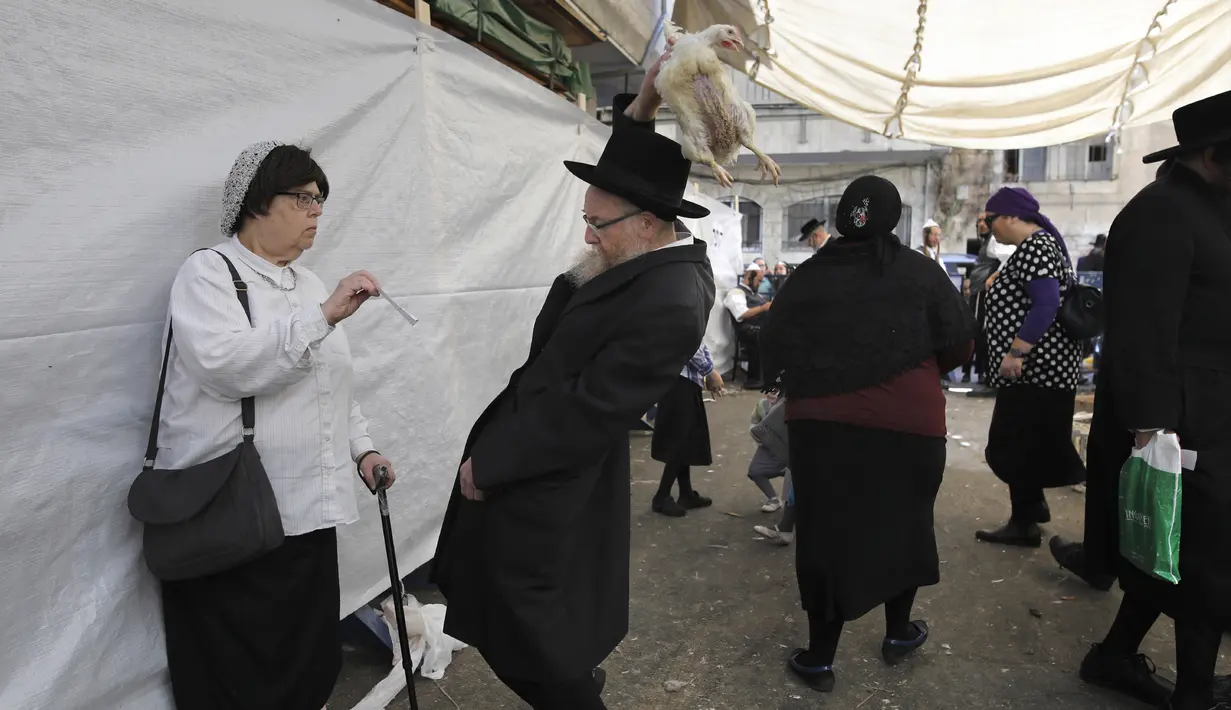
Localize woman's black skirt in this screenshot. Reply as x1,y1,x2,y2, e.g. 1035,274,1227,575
161,527,343,710
651,376,713,467
788,420,946,623
985,384,1086,489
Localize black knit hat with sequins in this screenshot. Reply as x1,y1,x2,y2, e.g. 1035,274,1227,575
836,175,903,239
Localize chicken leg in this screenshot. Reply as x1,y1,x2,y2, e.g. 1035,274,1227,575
706,159,734,188
747,145,781,186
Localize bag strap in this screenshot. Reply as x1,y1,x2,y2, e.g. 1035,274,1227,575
143,248,254,470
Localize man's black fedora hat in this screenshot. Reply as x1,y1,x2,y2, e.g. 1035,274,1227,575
798,217,825,242
1142,89,1231,164
564,127,709,219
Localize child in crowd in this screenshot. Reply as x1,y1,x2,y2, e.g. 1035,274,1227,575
748,392,789,511
748,392,796,545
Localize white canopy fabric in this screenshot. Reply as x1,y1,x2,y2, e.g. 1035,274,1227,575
673,0,1231,148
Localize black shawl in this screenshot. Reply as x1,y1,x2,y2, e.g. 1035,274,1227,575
760,235,976,397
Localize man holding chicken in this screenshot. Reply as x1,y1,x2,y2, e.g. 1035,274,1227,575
431,53,714,709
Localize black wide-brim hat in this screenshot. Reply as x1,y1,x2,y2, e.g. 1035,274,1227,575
798,217,825,241
564,126,709,219
1143,89,1231,164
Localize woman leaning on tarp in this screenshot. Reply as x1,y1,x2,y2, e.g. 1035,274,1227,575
151,142,397,709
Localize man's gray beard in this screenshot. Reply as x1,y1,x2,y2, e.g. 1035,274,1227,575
564,243,649,287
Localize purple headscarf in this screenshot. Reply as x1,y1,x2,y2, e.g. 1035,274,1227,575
985,187,1071,265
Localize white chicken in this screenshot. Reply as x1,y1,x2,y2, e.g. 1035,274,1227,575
653,21,781,187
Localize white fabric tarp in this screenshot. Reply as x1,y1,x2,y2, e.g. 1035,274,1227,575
0,0,678,707
679,194,744,377
673,0,1231,148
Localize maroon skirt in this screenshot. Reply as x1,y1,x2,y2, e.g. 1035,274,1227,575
160,527,342,710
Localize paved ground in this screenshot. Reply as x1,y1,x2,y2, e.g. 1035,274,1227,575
332,390,1228,709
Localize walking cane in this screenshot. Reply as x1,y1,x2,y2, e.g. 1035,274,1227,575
371,464,420,710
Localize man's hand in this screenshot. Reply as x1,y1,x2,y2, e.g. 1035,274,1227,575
359,453,396,491
624,46,674,122
999,355,1023,380
1133,430,1179,448
706,371,726,397
459,457,484,501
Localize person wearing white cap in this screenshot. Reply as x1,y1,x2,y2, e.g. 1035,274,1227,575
917,219,944,266
722,262,772,388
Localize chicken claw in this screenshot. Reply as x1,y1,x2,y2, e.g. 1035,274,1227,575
750,148,781,186
706,160,734,188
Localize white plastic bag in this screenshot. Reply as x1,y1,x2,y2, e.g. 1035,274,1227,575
379,594,468,681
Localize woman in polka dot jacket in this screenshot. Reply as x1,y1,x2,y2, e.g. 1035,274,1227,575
974,187,1086,548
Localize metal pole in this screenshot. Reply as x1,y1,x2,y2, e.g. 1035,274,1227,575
373,465,419,710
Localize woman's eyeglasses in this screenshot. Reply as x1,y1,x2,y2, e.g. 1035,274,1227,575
278,192,327,210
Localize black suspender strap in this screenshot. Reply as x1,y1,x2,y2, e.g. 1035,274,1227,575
142,249,254,471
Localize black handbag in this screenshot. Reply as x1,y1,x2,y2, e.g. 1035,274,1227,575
127,249,284,581
1057,280,1105,340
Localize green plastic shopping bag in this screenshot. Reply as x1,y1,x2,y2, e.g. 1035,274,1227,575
1118,431,1183,584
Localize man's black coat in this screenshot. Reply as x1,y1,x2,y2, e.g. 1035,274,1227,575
1083,163,1231,624
431,97,716,682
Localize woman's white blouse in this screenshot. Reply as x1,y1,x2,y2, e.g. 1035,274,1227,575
155,238,373,536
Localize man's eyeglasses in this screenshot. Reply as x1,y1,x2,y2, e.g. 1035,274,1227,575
278,192,326,210
582,209,643,232
983,213,1002,226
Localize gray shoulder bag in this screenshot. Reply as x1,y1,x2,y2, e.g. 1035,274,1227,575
127,249,284,581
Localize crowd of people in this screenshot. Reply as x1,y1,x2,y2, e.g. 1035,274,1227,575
132,26,1229,707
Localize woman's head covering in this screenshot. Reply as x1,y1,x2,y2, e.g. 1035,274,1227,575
221,140,284,236
984,187,1070,263
836,176,902,238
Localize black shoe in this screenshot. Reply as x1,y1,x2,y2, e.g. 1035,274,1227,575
882,620,929,665
1049,537,1116,591
1080,644,1174,707
787,649,835,692
966,386,997,398
593,667,606,695
976,520,1042,547
652,496,686,517
678,490,713,510
1215,674,1231,706
1036,499,1052,524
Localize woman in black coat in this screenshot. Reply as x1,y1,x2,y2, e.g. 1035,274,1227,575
760,176,975,695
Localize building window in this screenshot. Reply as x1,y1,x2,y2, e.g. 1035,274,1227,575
896,205,913,245
720,197,764,252
1006,140,1115,182
1085,140,1114,181
1003,148,1047,182
784,198,913,248
784,197,840,250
